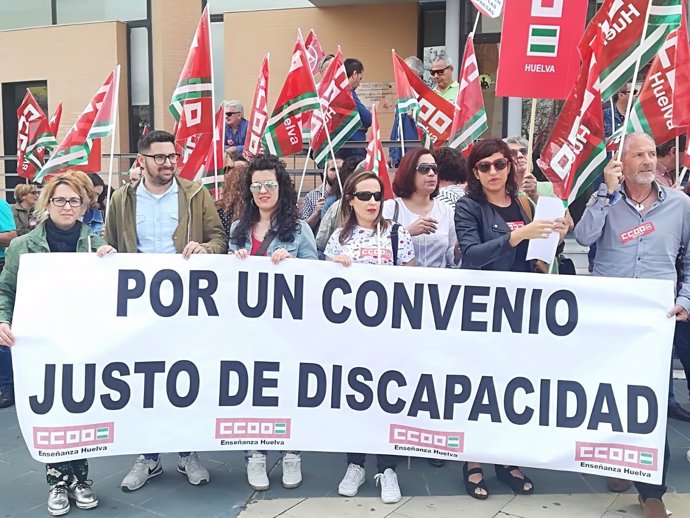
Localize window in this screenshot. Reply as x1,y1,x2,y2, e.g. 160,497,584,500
56,0,146,24
0,0,51,30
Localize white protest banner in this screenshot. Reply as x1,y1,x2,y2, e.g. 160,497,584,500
12,254,674,484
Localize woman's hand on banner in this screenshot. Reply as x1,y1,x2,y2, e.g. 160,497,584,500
271,248,292,264
0,322,15,347
231,249,249,259
96,245,116,257
331,255,352,267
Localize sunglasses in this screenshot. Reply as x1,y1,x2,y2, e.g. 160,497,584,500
475,158,510,173
509,147,529,157
430,66,450,76
249,180,279,193
226,112,240,117
416,164,438,174
352,191,383,202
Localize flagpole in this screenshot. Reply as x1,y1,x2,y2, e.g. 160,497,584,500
472,11,480,34
105,64,122,222
207,6,220,201
609,98,615,138
296,145,313,200
320,106,343,194
617,0,654,161
675,135,681,184
526,98,538,174
398,113,405,158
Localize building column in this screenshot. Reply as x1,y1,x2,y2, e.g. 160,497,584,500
445,0,461,81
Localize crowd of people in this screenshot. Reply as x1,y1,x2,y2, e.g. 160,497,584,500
0,124,687,518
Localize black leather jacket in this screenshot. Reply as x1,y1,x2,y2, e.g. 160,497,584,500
455,195,534,271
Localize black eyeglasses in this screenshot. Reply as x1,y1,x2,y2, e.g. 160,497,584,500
141,153,181,165
416,164,438,174
509,147,529,157
352,191,383,202
430,66,450,76
50,197,82,207
475,159,509,173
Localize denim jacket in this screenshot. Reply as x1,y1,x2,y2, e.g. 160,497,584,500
228,220,318,259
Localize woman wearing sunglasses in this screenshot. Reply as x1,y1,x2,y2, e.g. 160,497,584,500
382,147,459,268
454,138,567,500
325,171,414,505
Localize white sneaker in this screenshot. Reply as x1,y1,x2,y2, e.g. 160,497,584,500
177,452,210,486
282,453,302,489
374,468,401,504
338,463,365,497
247,453,269,490
121,455,163,492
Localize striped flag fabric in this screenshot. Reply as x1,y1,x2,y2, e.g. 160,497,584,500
199,104,225,199
244,54,269,159
310,49,361,167
448,34,488,151
527,26,560,57
16,90,58,180
363,104,394,201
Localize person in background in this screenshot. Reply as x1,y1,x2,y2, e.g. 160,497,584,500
433,147,467,211
327,171,414,504
383,148,459,268
0,170,115,515
390,56,425,168
455,138,567,500
11,184,39,235
430,52,458,102
299,155,344,232
319,53,335,76
655,135,686,188
84,174,105,235
228,154,316,491
216,159,249,237
0,196,17,410
342,58,372,159
224,100,249,156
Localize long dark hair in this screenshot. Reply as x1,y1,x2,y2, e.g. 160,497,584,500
465,138,519,203
229,154,300,245
339,171,388,245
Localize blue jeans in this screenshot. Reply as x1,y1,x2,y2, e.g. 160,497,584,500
143,452,190,462
0,346,13,388
669,321,690,405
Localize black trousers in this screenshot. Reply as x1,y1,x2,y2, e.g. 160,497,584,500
635,436,670,501
673,321,690,395
347,453,397,472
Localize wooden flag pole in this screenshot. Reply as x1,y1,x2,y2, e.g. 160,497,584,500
617,0,654,161
105,64,122,222
296,145,313,201
319,105,343,194
675,135,681,185
526,98,538,174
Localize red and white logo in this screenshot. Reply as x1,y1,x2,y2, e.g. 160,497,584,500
575,441,658,470
215,418,291,439
33,422,114,450
389,424,463,453
619,222,655,244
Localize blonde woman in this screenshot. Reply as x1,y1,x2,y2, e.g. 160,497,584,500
12,183,39,235
0,170,115,516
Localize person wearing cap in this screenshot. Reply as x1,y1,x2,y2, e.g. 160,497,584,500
224,100,248,155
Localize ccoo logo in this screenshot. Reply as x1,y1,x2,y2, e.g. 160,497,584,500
389,424,463,453
33,422,114,450
215,418,291,439
575,441,658,471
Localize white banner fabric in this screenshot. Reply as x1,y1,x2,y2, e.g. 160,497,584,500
12,253,674,484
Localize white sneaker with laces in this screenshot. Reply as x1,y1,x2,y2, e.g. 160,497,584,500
282,453,302,489
338,463,365,497
177,452,210,485
247,453,269,490
121,455,163,492
47,484,70,516
374,468,401,504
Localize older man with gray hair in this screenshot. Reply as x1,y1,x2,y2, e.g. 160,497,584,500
431,52,458,102
575,131,690,518
224,100,248,155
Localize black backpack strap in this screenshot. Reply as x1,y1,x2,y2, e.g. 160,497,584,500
391,223,401,266
392,199,400,222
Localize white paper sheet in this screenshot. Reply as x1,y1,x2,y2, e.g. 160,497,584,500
526,196,566,263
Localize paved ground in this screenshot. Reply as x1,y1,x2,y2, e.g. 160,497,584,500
2,377,690,518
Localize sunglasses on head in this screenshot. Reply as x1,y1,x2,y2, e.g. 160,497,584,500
475,158,510,173
509,147,529,157
352,191,382,202
430,66,450,76
416,164,438,174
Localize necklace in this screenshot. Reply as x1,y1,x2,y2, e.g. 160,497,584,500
628,188,654,211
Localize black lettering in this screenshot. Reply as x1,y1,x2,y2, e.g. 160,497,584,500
189,271,219,316
428,284,461,330
392,283,423,329
297,363,326,408
167,360,199,408
556,380,587,428
30,364,56,415
528,289,542,334
378,370,407,413
461,285,489,332
134,361,166,408
587,383,622,432
117,270,145,316
322,278,351,324
331,365,342,409
355,281,387,327
253,361,279,406
443,375,471,420
539,379,551,426
346,367,373,411
238,271,268,318
101,362,131,410
274,274,304,319
219,361,248,406
546,290,578,336
408,374,440,419
468,376,501,422
150,270,183,317
493,288,525,333
504,377,534,425
628,385,658,434
62,364,95,414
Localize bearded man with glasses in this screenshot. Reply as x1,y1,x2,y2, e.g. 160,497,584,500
105,129,226,493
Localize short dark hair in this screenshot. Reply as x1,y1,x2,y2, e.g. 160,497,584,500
465,138,518,203
138,130,175,153
657,135,687,157
392,148,438,199
344,58,364,78
432,147,467,184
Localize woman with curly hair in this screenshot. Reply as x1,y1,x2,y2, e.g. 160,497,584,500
216,158,249,236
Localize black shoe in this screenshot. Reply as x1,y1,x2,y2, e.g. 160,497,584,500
427,458,445,467
668,402,690,422
0,386,14,409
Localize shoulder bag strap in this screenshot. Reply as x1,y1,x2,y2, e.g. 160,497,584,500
253,231,277,257
391,223,401,266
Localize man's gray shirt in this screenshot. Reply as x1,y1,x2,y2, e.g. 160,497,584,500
575,182,690,313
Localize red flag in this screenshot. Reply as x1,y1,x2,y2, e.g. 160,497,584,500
363,104,394,201
684,131,690,169
244,54,270,159
310,49,361,166
177,106,212,181
49,102,62,137
305,29,325,76
538,35,608,204
672,7,690,129
392,52,453,146
200,105,225,198
448,35,488,151
169,5,214,139
17,91,56,180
